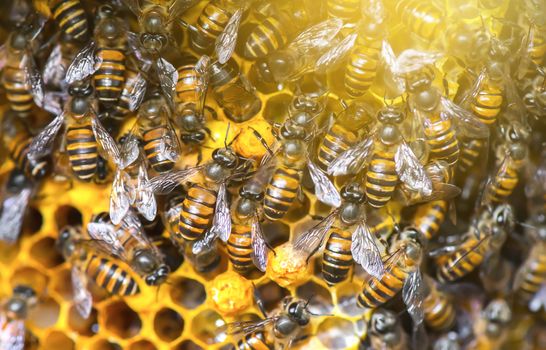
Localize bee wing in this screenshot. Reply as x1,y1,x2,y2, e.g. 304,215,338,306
42,91,64,116
157,105,181,162
28,111,65,161
128,73,148,112
529,283,546,312
381,40,405,92
401,183,461,206
215,8,243,64
92,116,122,167
289,18,344,54
315,32,357,73
157,57,178,100
66,41,100,84
327,136,374,176
402,269,426,325
211,183,231,242
71,266,92,319
86,221,125,254
191,228,217,255
0,44,6,71
145,167,202,194
393,49,443,75
351,223,384,278
0,317,25,350
395,141,432,196
439,97,489,139
120,130,141,170
43,43,65,86
0,187,32,244
293,212,336,256
24,53,44,108
457,68,486,107
110,170,132,225
170,0,199,17
308,161,341,208
135,163,157,222
251,215,268,272
120,0,142,16
223,317,277,335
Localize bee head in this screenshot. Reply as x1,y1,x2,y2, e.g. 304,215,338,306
340,182,366,204
239,183,264,201
57,226,79,258
370,309,397,335
212,147,239,169
145,264,170,286
377,104,404,124
285,299,310,326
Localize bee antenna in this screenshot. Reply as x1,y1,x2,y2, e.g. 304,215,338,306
224,123,231,148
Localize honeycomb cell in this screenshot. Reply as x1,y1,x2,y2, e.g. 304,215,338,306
30,297,60,329
296,280,334,314
29,236,64,268
209,271,253,317
154,307,184,342
337,282,363,317
9,266,48,297
267,243,310,288
257,281,290,313
284,193,311,222
262,221,291,247
54,205,82,229
172,340,203,350
170,277,206,309
24,206,43,235
0,241,20,265
262,93,292,124
102,300,142,339
42,331,75,350
317,317,360,349
89,339,122,350
50,268,72,300
128,339,157,350
191,310,227,345
153,237,184,273
68,305,98,336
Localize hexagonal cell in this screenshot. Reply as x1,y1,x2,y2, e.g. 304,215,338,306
68,305,98,336
140,214,164,237
317,317,360,349
23,206,43,235
337,282,363,317
191,310,226,345
262,221,290,248
30,297,60,329
153,237,183,273
172,340,203,350
102,300,142,339
50,268,72,300
29,236,64,268
170,277,206,309
0,241,20,265
42,331,74,350
262,93,292,124
128,339,157,350
154,307,184,342
296,280,334,314
284,193,310,223
257,281,290,313
89,338,122,350
54,205,82,229
9,266,48,296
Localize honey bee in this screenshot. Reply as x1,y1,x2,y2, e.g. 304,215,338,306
516,23,546,80
328,104,433,209
293,182,384,285
393,0,446,43
367,308,408,350
430,205,514,283
0,169,34,245
86,210,170,286
326,0,362,23
41,0,90,41
42,33,82,94
0,285,37,350
467,298,512,350
112,59,150,120
457,139,487,176
411,200,450,241
521,72,546,119
57,225,140,319
422,274,456,332
65,5,129,108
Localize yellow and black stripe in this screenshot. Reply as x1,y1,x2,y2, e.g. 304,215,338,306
365,147,397,208
357,264,407,308
178,185,217,242
143,126,176,173
423,118,459,166
2,65,33,115
484,159,521,205
516,249,546,303
176,62,200,103
317,124,359,171
192,0,232,52
470,82,503,125
423,287,456,331
227,224,254,274
51,0,89,41
395,0,444,41
529,27,546,66
436,237,487,282
235,331,271,350
3,119,48,179
94,48,126,107
345,34,381,98
244,13,290,59
84,254,140,296
264,167,302,221
66,123,98,181
326,0,361,22
322,227,353,286
458,139,484,174
412,201,448,241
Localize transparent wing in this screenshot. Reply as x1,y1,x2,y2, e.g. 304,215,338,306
401,183,461,206
145,167,202,194
191,228,217,255
28,112,65,161
293,212,336,256
529,283,546,312
66,41,100,84
128,73,148,112
110,170,132,225
402,270,426,325
395,141,432,196
381,41,406,92
42,91,64,115
120,130,140,170
170,0,200,17
43,43,64,86
308,161,341,207
120,0,141,16
86,221,125,254
351,223,384,278
156,57,178,100
315,32,357,73
251,215,268,272
135,163,157,221
92,116,122,166
223,318,277,335
211,183,231,242
0,317,25,350
289,18,343,54
0,187,32,244
215,8,243,64
393,49,443,75
71,266,92,319
157,105,180,162
327,137,374,176
440,97,489,139
24,54,44,107
457,68,486,107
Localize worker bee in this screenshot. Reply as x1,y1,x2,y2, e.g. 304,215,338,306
27,81,120,182
226,296,316,349
367,308,408,350
521,72,546,119
65,5,129,108
0,285,38,350
422,274,456,331
325,0,362,23
38,0,90,41
467,298,512,350
411,200,450,241
86,211,170,286
516,23,546,80
457,138,487,176
393,0,445,43
328,104,433,209
430,205,514,283
112,59,150,120
357,227,427,329
57,225,140,319
0,169,35,245
42,33,83,94
293,182,384,285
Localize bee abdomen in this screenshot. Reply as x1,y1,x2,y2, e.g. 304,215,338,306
317,124,358,171
471,86,503,125
192,1,231,52
236,330,271,350
437,242,484,282
366,151,397,208
322,228,353,286
51,0,89,40
85,255,140,296
244,15,288,59
178,185,217,242
424,120,459,166
227,224,253,274
264,167,302,221
530,34,546,65
458,139,483,174
396,0,443,41
143,127,176,173
94,48,126,106
3,67,33,114
517,255,546,302
66,124,98,181
345,42,381,98
326,0,361,22
485,163,519,204
412,201,447,240
423,292,456,331
357,267,406,308
176,64,200,103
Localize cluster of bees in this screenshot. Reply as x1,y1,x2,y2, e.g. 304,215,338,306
0,0,545,349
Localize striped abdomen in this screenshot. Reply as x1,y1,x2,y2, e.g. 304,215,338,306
176,63,200,103
317,124,359,171
396,0,444,41
326,0,361,22
264,166,303,221
423,288,456,331
515,248,546,303
436,237,486,282
244,14,289,59
366,147,397,208
66,123,98,181
357,265,407,308
345,35,382,98
192,1,232,52
235,331,271,350
2,64,33,115
322,227,353,286
94,48,126,107
529,29,546,66
227,224,253,274
84,254,140,296
484,159,520,205
423,117,459,166
412,200,448,241
470,83,503,125
8,135,48,179
114,68,139,118
178,185,217,242
143,126,176,173
458,139,484,174
51,0,89,40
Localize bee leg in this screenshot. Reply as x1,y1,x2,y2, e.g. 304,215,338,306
196,148,203,165
252,284,268,318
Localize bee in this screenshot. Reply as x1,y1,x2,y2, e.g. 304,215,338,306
467,299,512,350
394,0,445,43
42,33,83,94
367,309,408,350
43,0,90,41
521,72,546,119
57,225,140,319
516,23,546,79
457,139,486,176
431,205,514,283
422,275,456,331
357,227,427,329
433,332,462,350
226,296,315,349
28,81,120,182
411,200,450,241
293,182,384,286
65,5,129,108
326,0,361,23
0,169,34,245
328,104,433,209
86,211,170,287
0,285,38,350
